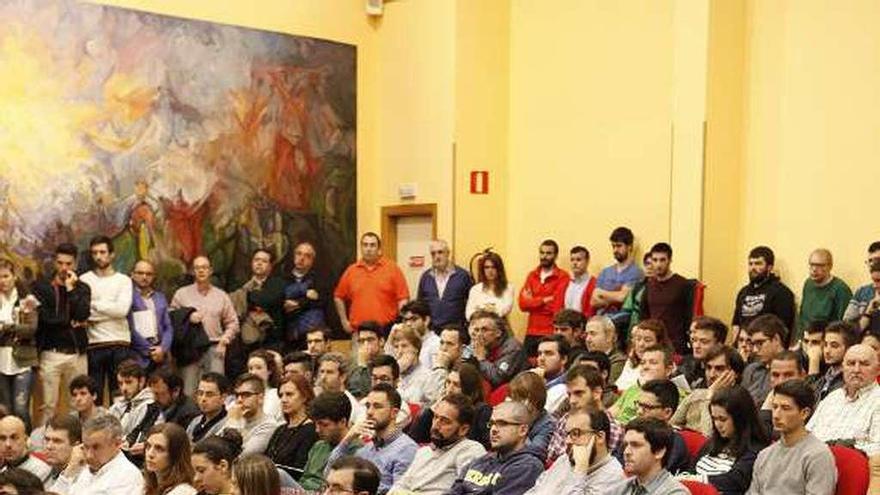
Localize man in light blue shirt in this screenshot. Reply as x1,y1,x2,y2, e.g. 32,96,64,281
592,227,644,327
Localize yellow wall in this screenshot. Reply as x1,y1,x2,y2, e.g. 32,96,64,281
741,0,880,303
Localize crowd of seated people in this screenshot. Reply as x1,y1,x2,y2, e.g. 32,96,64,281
0,230,878,495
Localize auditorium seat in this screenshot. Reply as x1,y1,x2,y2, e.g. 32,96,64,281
679,428,708,461
830,445,869,495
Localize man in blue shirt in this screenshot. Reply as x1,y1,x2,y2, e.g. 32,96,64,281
592,227,644,328
417,239,473,333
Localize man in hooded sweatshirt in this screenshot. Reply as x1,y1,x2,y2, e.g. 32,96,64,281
732,246,796,342
446,401,544,495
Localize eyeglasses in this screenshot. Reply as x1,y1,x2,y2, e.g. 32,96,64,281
636,401,665,411
320,483,355,495
565,428,595,440
234,390,260,399
195,390,220,398
750,338,769,349
488,419,523,429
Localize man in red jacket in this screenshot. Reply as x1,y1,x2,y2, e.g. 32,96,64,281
519,240,571,357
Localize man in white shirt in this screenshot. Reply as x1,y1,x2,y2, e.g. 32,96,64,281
807,344,880,455
50,414,144,495
564,246,596,313
80,236,134,404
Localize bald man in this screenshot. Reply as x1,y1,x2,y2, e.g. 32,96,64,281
808,344,880,455
0,416,51,482
128,260,174,371
417,239,473,333
798,248,852,342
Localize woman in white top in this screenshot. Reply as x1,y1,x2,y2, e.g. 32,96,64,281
144,423,198,495
247,350,282,421
465,252,514,320
0,259,38,430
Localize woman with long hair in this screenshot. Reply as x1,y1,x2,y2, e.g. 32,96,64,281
264,373,317,479
465,252,514,320
248,349,282,420
231,454,280,495
192,429,242,495
0,259,38,429
689,385,769,495
143,423,197,495
407,362,492,449
615,318,672,390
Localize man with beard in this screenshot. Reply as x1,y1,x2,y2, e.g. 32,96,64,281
732,246,796,343
80,236,134,404
519,240,571,357
446,401,544,495
326,383,418,494
592,227,645,328
524,408,623,495
389,393,486,495
640,243,691,355
805,321,856,400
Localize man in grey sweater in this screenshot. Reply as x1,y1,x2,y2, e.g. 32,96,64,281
747,379,837,495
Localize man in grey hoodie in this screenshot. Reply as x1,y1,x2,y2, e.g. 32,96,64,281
446,401,543,495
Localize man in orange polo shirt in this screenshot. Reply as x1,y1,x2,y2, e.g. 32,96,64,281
334,232,410,335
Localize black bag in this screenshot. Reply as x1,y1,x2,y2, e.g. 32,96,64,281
169,307,212,366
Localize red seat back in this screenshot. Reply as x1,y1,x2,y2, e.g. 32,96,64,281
681,480,720,495
830,445,869,495
488,383,509,406
408,402,421,420
679,428,708,461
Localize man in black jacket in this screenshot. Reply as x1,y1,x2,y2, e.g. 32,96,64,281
34,243,91,417
732,246,796,345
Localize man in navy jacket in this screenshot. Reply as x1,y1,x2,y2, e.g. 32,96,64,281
417,240,472,333
128,260,174,371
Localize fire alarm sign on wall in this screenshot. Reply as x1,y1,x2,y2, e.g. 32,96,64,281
470,171,489,194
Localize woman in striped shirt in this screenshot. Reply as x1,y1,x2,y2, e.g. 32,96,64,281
688,385,769,495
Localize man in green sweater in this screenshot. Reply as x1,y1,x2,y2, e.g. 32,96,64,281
798,249,852,343
299,391,352,490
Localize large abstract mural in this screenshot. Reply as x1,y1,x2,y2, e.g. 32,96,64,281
0,1,357,293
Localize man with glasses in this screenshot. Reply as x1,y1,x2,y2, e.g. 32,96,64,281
390,393,486,495
417,239,473,335
741,315,787,405
845,242,880,325
469,310,525,388
170,255,239,395
797,248,852,343
322,456,381,495
348,321,387,399
326,383,418,494
128,260,173,373
221,373,279,455
676,316,728,389
186,372,230,443
615,379,689,474
366,354,411,429
525,408,623,495
447,401,544,495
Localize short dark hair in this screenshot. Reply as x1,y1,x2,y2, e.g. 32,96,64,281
116,359,146,379
48,414,82,444
869,242,880,254
642,344,674,367
233,373,265,394
553,309,586,330
251,248,275,264
824,321,859,348
55,243,78,258
69,374,98,396
440,392,476,427
650,242,672,258
643,252,652,264
283,351,314,369
610,227,634,246
540,239,559,255
368,354,400,381
745,314,788,345
329,456,381,495
749,246,775,266
570,408,611,446
804,320,829,336
440,324,469,346
539,334,571,360
703,345,746,376
400,300,431,319
0,468,43,495
357,320,386,339
625,417,673,456
368,383,402,410
565,364,604,389
641,379,680,412
570,246,590,258
577,351,612,378
771,350,806,374
200,372,232,395
361,232,382,247
89,235,114,254
773,379,816,411
306,327,330,340
692,316,728,344
148,366,184,393
308,392,352,422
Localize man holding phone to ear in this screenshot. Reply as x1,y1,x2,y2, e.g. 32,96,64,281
525,408,623,495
